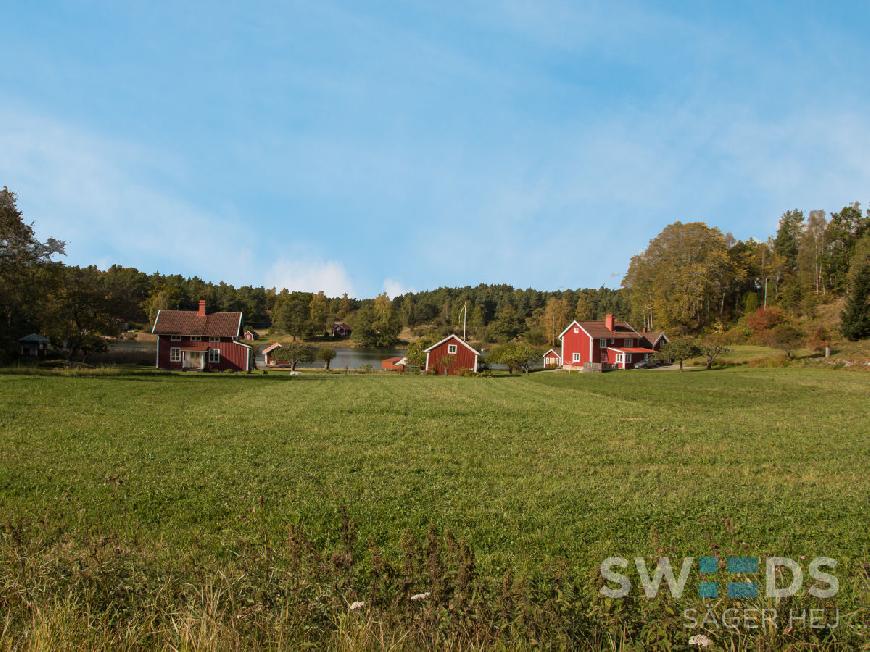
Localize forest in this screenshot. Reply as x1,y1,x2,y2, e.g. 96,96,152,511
1,185,867,361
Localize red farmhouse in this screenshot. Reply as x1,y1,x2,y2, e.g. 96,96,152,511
559,314,656,370
424,334,480,375
152,300,253,371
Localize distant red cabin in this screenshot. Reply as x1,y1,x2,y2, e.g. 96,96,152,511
152,300,253,371
559,314,657,370
543,348,562,368
332,321,352,338
424,335,479,375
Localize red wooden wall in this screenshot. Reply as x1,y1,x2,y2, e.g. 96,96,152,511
426,337,477,374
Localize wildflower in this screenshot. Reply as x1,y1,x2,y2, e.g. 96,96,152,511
410,592,431,601
689,634,712,648
349,601,364,611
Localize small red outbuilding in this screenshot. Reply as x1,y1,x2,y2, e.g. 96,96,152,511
381,356,407,372
424,334,480,375
543,348,562,368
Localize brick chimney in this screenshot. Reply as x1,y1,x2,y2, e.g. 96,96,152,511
604,313,615,332
197,299,206,317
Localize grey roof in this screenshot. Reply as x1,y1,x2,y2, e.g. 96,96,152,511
19,333,50,343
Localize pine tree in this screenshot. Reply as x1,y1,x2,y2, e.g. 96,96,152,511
841,234,870,341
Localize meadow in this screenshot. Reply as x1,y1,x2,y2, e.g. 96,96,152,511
0,367,867,649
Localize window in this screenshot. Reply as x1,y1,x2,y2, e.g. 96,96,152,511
208,348,220,363
626,353,632,363
573,327,579,334
447,344,458,354
615,353,623,363
624,338,633,347
170,347,181,362
171,335,181,342
572,352,580,362
191,335,201,341
599,338,607,348
209,336,220,343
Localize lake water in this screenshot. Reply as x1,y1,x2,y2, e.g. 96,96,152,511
282,347,405,370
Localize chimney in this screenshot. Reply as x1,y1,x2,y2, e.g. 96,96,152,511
197,299,206,317
605,313,615,332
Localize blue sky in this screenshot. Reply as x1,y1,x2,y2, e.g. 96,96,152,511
2,1,869,298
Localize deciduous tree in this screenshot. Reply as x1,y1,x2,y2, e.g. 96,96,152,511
487,341,537,374
316,346,337,370
272,342,315,370
623,222,733,333
654,337,700,371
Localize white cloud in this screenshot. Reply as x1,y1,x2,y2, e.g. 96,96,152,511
383,278,414,298
0,107,256,283
266,258,354,296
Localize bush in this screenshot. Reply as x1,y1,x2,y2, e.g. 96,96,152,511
746,306,786,336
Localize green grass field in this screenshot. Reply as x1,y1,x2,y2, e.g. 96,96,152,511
1,367,868,649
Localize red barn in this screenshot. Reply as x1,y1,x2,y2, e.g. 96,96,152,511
559,314,656,370
152,300,253,371
424,334,479,375
543,348,562,368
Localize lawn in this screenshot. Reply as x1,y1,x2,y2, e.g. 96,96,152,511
0,367,867,649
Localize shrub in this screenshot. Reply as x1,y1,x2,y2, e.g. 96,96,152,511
746,306,785,335
762,322,804,359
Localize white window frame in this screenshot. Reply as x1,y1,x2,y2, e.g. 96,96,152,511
191,335,201,341
624,338,633,347
616,353,623,363
573,327,580,334
572,352,580,362
171,335,181,342
208,348,220,363
209,336,220,343
599,338,607,348
447,344,458,354
170,347,181,362
626,353,632,363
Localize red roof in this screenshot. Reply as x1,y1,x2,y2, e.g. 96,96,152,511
543,348,560,358
423,334,480,355
560,319,641,340
381,356,405,370
152,309,242,337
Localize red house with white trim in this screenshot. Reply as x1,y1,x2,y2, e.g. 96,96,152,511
543,348,562,368
152,300,253,371
424,334,480,375
559,313,656,370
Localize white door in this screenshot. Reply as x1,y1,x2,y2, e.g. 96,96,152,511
183,351,205,370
